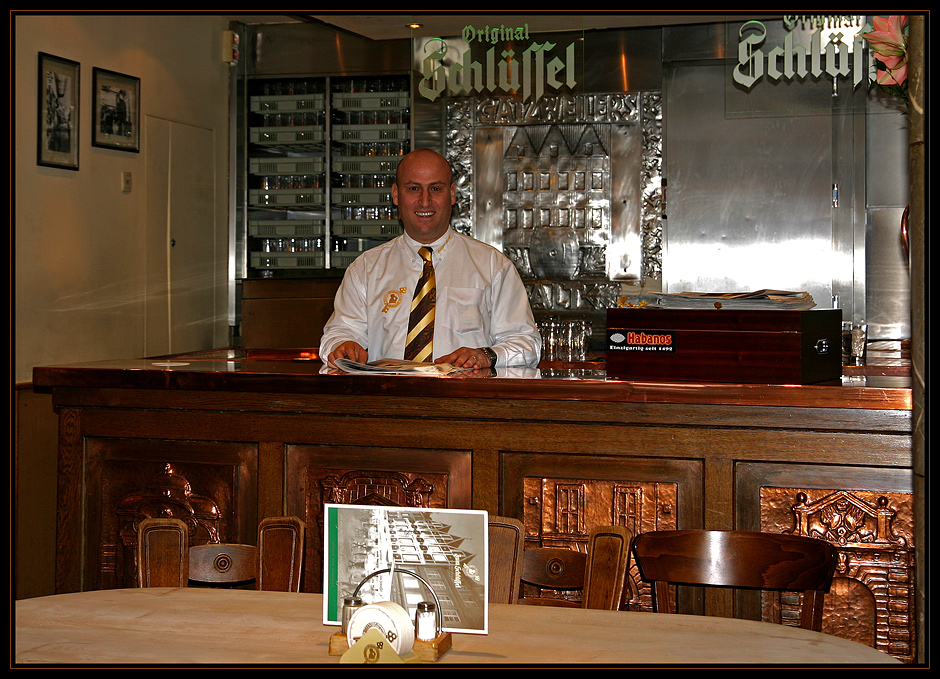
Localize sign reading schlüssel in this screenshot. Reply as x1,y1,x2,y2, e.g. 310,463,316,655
733,16,875,90
417,23,577,103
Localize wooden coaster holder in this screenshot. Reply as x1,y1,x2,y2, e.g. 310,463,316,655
329,567,452,662
329,630,452,662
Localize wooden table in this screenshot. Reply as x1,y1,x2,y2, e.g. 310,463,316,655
14,588,899,665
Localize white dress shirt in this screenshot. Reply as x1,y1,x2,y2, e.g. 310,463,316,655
320,229,541,368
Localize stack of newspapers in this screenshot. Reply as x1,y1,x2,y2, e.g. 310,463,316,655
615,289,817,311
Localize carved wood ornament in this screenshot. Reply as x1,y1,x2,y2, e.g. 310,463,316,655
115,464,222,588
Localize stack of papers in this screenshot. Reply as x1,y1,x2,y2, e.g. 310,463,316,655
616,289,817,311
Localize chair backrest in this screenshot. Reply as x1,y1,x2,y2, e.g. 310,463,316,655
631,529,837,630
488,516,525,604
519,546,586,607
582,525,632,611
519,525,632,610
257,515,306,592
189,543,258,586
137,516,306,592
137,517,189,588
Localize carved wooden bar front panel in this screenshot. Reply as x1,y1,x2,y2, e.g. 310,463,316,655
522,475,678,609
286,444,472,593
41,367,912,654
502,450,700,610
760,486,915,663
84,437,258,590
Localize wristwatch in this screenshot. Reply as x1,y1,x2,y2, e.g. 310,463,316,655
481,347,497,367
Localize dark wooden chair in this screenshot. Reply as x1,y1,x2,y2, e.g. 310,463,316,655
519,525,632,610
488,516,525,604
631,529,838,631
137,516,306,592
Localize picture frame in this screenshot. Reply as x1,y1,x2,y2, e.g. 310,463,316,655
37,52,80,170
91,67,140,152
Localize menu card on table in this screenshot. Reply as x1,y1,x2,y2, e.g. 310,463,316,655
322,504,489,634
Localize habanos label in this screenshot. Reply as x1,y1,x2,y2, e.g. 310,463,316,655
607,329,677,353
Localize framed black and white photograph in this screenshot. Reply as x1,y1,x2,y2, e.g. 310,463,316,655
38,52,80,170
322,504,489,634
92,67,139,152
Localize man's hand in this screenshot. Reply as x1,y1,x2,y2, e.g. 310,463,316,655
327,341,368,368
436,347,492,370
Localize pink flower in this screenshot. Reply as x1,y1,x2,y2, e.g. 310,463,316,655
862,15,908,55
875,53,908,86
861,15,909,86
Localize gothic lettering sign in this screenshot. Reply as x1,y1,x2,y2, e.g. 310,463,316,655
417,23,578,103
475,93,639,125
733,15,874,90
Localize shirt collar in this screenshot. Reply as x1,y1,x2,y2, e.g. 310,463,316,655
403,229,454,261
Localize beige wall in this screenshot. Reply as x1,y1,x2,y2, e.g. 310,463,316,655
14,13,234,384
13,12,235,599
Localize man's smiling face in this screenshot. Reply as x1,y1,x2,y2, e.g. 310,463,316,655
392,149,457,244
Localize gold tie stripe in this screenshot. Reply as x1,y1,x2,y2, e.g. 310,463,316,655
404,247,436,362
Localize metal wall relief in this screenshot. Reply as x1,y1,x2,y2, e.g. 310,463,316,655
445,91,663,331
115,464,223,588
761,487,915,663
522,475,678,609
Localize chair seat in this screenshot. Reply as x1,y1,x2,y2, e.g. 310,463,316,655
517,596,582,608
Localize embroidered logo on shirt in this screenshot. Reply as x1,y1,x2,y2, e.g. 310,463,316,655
382,288,408,313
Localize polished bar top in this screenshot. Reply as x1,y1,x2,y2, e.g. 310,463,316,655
15,587,900,665
32,347,911,411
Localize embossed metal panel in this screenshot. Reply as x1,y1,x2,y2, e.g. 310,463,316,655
443,92,662,351
86,438,258,591
286,444,471,593
522,476,678,609
760,487,915,663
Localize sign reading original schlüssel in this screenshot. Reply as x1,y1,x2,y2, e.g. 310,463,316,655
417,22,577,103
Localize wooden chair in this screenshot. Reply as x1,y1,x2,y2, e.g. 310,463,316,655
519,525,632,610
137,516,306,592
631,529,838,631
488,516,525,604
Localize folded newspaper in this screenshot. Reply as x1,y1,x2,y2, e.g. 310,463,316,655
334,357,472,376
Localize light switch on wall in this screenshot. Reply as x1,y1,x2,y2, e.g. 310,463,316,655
122,171,132,192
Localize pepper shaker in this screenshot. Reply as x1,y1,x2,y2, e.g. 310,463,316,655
342,595,363,636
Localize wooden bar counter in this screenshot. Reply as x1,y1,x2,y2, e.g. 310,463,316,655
32,348,916,662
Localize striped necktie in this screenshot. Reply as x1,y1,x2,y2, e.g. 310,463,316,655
404,246,436,362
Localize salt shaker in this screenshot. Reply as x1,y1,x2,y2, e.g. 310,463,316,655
414,601,437,641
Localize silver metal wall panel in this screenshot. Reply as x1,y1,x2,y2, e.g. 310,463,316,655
471,127,505,251
867,104,911,208
865,102,910,339
663,61,837,310
444,94,658,325
867,207,911,340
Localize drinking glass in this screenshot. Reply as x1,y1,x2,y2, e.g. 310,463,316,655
842,321,868,365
